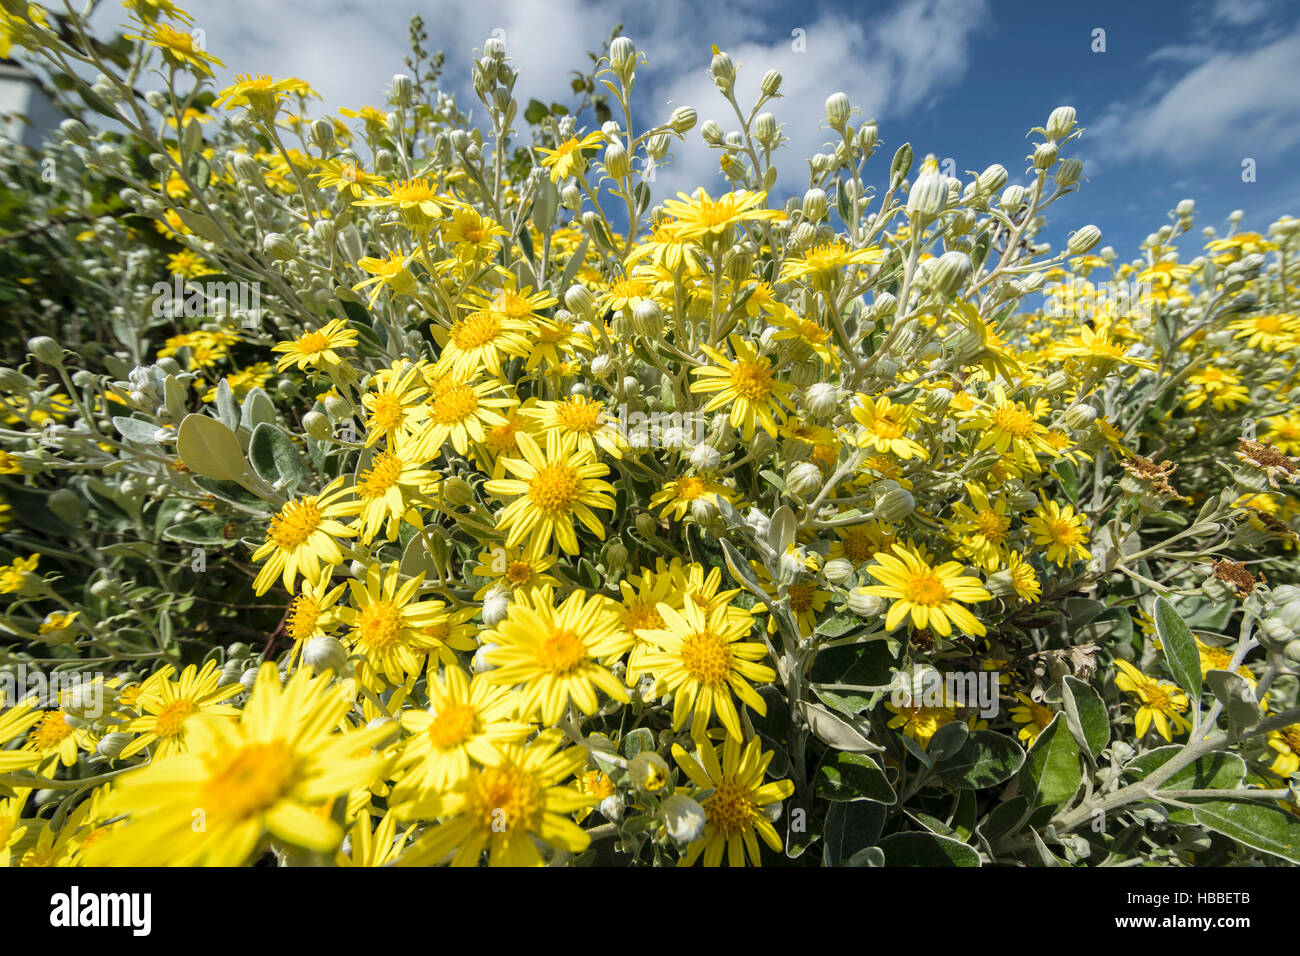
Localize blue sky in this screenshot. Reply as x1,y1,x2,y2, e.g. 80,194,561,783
93,0,1300,261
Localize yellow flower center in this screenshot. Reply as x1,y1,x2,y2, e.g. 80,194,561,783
287,594,322,641
268,499,322,550
676,476,707,501
904,572,948,607
581,769,615,799
427,703,478,749
975,509,1010,542
729,359,774,401
1278,725,1300,751
155,25,197,55
358,450,405,499
154,699,198,738
369,394,404,431
297,331,329,355
505,561,534,585
1256,316,1282,334
556,398,602,433
492,292,534,318
992,404,1036,438
528,463,581,514
31,712,74,750
1046,519,1078,545
680,629,732,685
788,582,815,612
450,312,501,350
201,741,296,821
537,629,586,675
622,599,665,633
704,777,759,837
357,599,404,651
389,179,437,203
871,418,904,440
841,529,875,563
465,761,540,835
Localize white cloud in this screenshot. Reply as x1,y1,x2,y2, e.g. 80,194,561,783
91,0,987,205
1089,29,1300,166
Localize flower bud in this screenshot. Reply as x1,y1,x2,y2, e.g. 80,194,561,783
239,667,261,693
804,383,838,419
1067,225,1102,256
856,124,879,153
609,37,636,82
823,557,855,585
590,353,613,377
662,793,707,842
907,155,947,220
302,635,349,675
848,587,886,617
978,164,1008,195
606,538,628,572
27,336,62,365
628,751,670,792
482,586,511,626
60,118,91,147
690,443,722,472
632,300,661,338
442,475,475,507
96,732,133,760
484,36,506,59
802,188,828,223
1063,404,1098,430
565,284,596,317
670,106,698,134
604,142,629,180
1033,143,1058,169
824,92,851,130
1000,184,1025,210
710,50,736,92
1045,106,1076,141
876,487,916,522
635,512,658,538
1055,157,1083,187
931,251,972,297
309,118,335,150
760,69,782,97
700,119,723,145
786,462,823,497
262,232,295,260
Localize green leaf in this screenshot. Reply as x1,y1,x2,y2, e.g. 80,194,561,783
935,731,1026,790
162,517,235,546
524,98,548,124
1126,747,1246,793
980,796,1029,840
928,720,970,762
1062,675,1110,761
878,832,981,866
1205,669,1259,736
249,423,304,490
112,415,161,445
1019,713,1082,807
815,752,896,804
822,801,886,866
1192,801,1300,864
177,413,246,482
1155,596,1201,703
175,208,226,243
621,728,656,760
799,701,883,753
